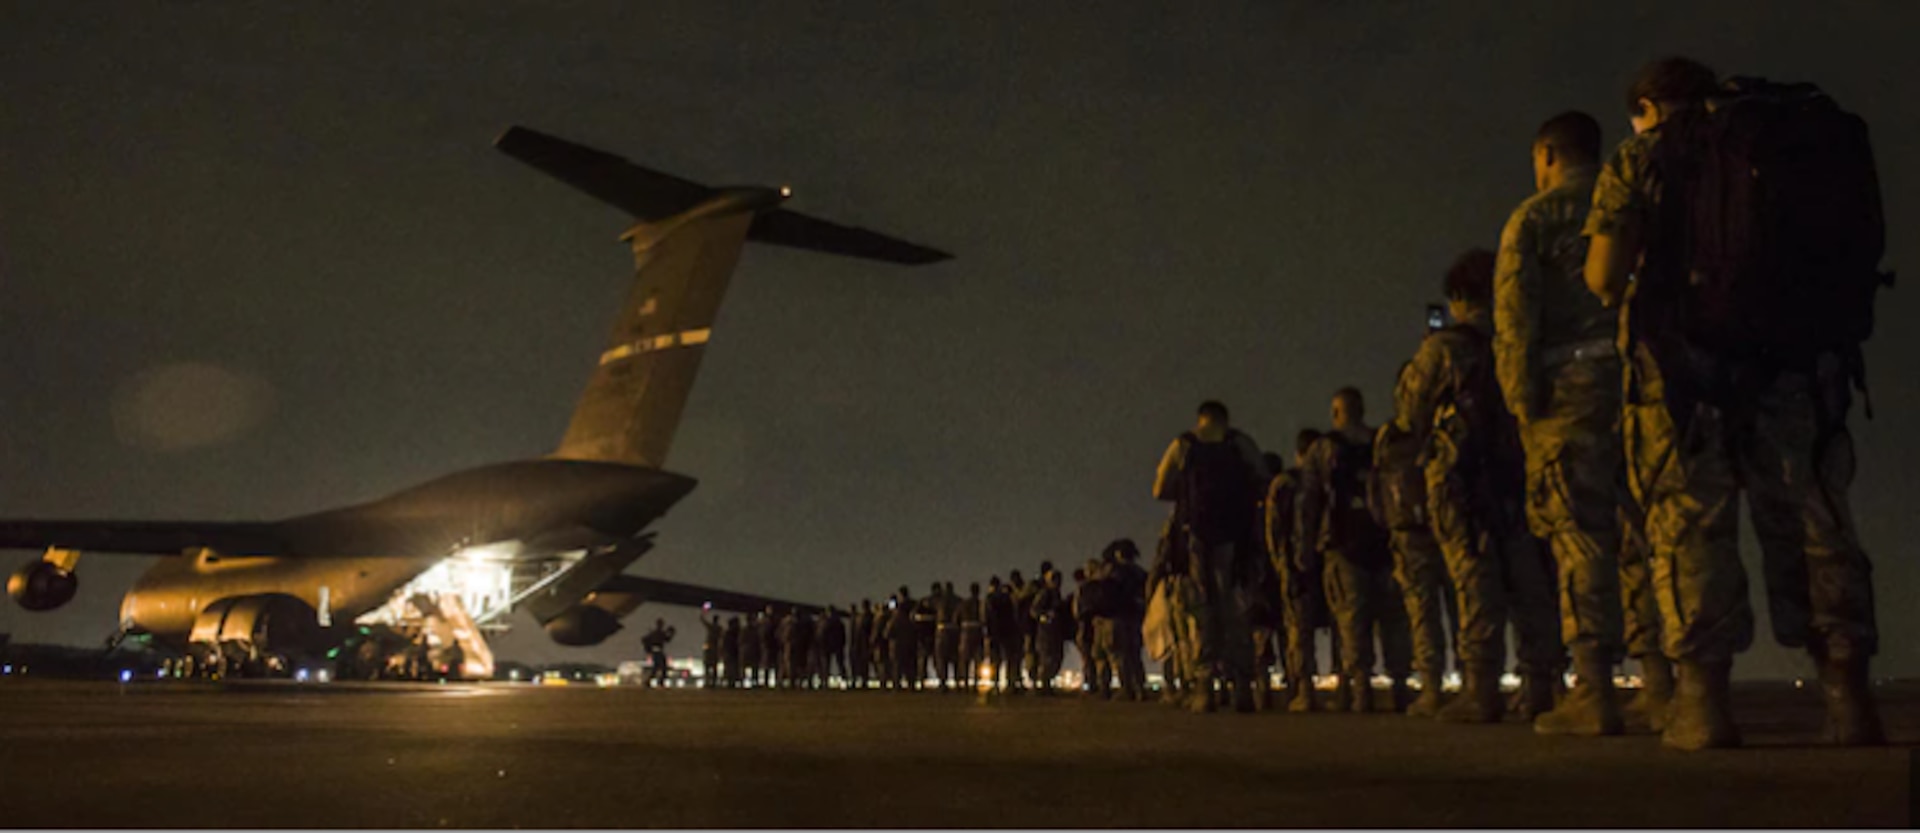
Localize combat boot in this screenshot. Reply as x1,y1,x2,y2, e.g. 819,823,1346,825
1327,674,1353,712
1389,677,1415,713
1513,670,1559,721
1350,676,1377,714
1231,675,1257,714
1816,652,1885,747
1187,675,1217,714
1405,672,1444,718
1533,656,1624,736
1437,663,1503,724
1623,654,1675,732
1286,680,1319,713
1661,659,1740,751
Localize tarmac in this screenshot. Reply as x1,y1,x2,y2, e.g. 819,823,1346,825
0,678,1911,828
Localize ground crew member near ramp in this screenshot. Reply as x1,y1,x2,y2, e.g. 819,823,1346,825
641,619,676,687
699,610,723,689
1584,57,1888,749
1153,400,1270,714
722,616,744,688
741,611,764,687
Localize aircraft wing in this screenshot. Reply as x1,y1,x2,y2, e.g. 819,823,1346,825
0,521,285,557
596,574,823,616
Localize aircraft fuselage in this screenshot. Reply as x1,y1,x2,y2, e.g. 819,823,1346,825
118,459,696,650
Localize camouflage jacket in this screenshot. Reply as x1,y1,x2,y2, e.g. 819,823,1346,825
1262,468,1300,569
1585,130,1663,243
1494,167,1613,421
1392,315,1517,475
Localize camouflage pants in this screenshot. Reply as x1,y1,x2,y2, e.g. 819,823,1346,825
1323,549,1413,682
1112,616,1147,698
959,626,984,685
1521,356,1630,663
988,634,1021,689
1036,626,1067,686
935,626,958,686
1389,526,1452,678
1624,345,1877,662
1427,459,1563,673
1617,504,1662,659
1174,537,1256,686
891,638,920,689
1278,563,1329,686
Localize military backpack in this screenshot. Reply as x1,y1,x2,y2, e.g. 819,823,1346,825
1650,77,1891,364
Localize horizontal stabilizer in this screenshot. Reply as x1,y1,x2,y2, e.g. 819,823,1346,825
749,208,951,264
495,126,710,220
596,574,822,616
496,125,950,264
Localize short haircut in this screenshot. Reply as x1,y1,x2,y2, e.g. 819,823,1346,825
1444,249,1496,304
1295,428,1323,456
1627,56,1718,114
1333,387,1365,412
1197,400,1230,423
1536,111,1601,164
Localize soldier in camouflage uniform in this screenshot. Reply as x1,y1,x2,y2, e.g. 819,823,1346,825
1155,400,1271,713
1584,57,1883,749
957,582,986,690
1297,389,1411,713
1493,111,1655,735
1267,429,1345,712
1104,540,1151,701
1398,249,1564,724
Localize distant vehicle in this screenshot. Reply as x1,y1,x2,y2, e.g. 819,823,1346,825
1,127,949,680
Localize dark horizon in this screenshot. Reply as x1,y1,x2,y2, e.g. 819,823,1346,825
1,2,1915,677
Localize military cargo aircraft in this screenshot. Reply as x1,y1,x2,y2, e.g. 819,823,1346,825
0,126,949,678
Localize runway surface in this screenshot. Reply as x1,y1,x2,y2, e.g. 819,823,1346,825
0,678,1911,828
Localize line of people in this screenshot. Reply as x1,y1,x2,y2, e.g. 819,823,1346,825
690,549,1157,697
665,56,1886,752
1142,56,1889,751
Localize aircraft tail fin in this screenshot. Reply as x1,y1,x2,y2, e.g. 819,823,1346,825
495,126,947,468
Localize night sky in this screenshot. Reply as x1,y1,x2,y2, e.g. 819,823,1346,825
1,2,1915,677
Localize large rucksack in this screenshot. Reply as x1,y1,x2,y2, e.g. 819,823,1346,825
1076,576,1119,619
1430,325,1525,495
1321,433,1389,566
1369,422,1428,532
1180,431,1257,546
1650,77,1890,363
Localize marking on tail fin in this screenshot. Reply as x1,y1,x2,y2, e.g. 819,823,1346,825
598,328,713,366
